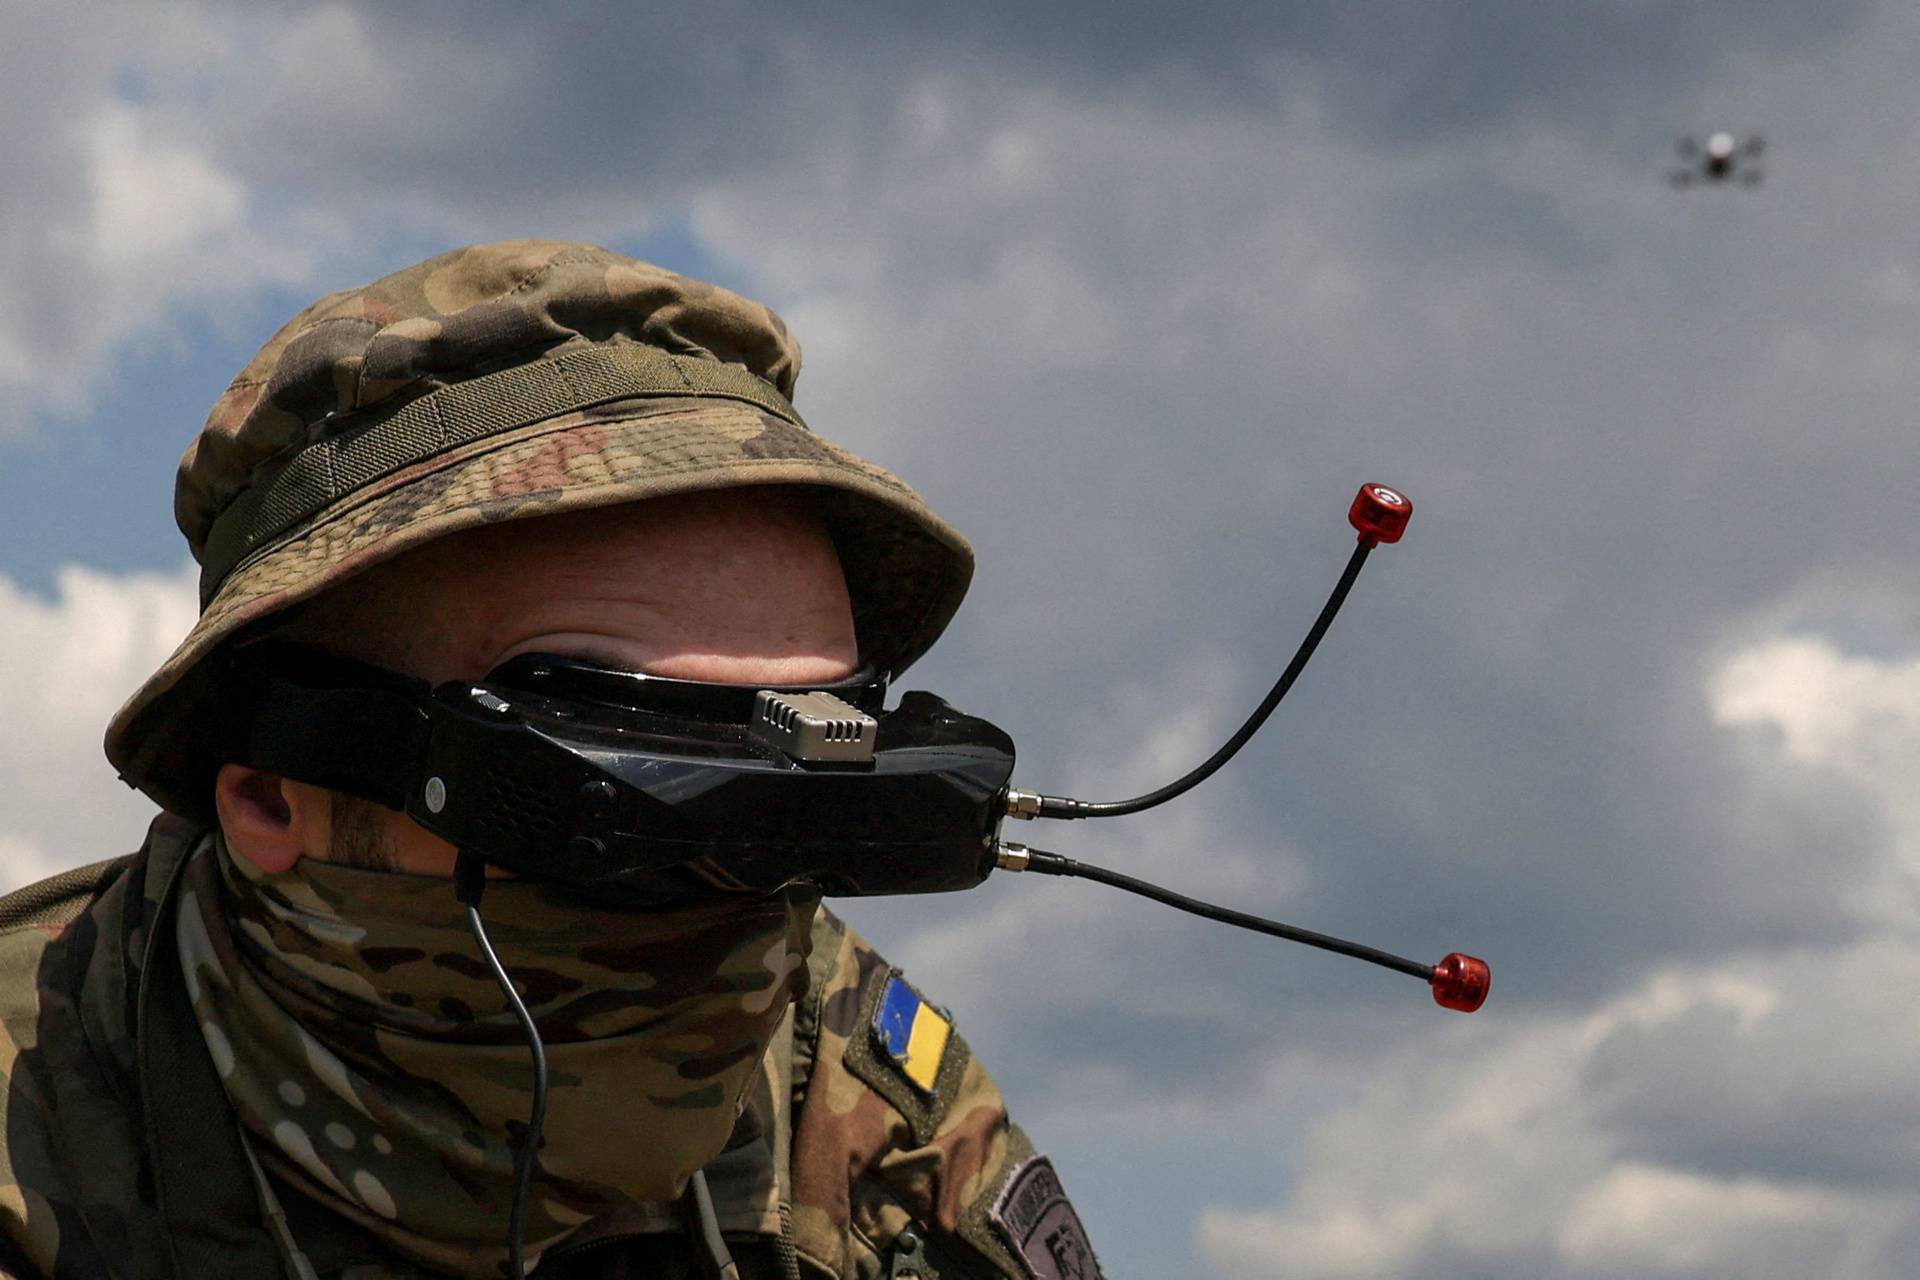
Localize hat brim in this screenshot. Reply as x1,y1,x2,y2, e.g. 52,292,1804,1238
105,395,972,822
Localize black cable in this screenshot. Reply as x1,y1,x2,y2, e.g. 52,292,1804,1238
457,852,549,1280
1036,542,1372,820
1020,846,1432,981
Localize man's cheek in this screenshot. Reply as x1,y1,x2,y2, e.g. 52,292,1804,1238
379,811,462,877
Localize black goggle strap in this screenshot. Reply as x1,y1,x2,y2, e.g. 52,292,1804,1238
235,659,432,811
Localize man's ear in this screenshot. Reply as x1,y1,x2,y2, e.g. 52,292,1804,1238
214,764,331,873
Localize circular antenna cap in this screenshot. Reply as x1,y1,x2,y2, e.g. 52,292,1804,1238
1349,483,1413,545
1430,952,1490,1012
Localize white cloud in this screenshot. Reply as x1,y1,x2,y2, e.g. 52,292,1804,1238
78,106,249,270
1200,942,1920,1279
1558,1164,1911,1279
0,835,58,894
1711,634,1920,925
0,563,199,892
0,5,324,431
1193,622,1920,1279
1710,635,1920,773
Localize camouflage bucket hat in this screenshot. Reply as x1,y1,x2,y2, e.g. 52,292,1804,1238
105,241,973,822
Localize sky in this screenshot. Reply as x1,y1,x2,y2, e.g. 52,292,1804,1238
3,1,1919,1274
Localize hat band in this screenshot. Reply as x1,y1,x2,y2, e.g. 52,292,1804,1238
199,344,808,604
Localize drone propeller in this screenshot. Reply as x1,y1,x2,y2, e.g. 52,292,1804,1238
1675,135,1700,159
1742,136,1767,157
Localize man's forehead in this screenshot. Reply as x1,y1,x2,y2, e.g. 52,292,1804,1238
284,488,856,679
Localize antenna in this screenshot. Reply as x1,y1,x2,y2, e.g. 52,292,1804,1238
996,842,1490,1011
1004,483,1413,822
995,482,1490,1013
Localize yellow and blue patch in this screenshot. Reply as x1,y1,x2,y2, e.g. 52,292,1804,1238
871,975,951,1095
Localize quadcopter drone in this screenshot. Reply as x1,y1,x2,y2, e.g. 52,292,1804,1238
1670,132,1765,188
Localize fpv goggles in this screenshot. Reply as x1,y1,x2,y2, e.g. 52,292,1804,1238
234,645,1014,905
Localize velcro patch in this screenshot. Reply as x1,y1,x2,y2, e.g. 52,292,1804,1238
872,974,951,1094
844,967,970,1145
989,1155,1104,1280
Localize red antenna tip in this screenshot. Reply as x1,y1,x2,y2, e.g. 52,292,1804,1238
1349,483,1412,546
1430,952,1490,1012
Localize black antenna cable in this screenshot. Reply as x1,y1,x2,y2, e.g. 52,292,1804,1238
1007,484,1413,823
994,841,1489,1011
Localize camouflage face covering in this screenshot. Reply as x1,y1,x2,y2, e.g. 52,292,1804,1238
175,840,817,1277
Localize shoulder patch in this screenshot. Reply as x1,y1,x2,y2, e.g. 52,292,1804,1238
843,967,970,1145
873,974,951,1094
989,1155,1104,1280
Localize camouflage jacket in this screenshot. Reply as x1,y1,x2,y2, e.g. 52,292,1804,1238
0,815,1087,1279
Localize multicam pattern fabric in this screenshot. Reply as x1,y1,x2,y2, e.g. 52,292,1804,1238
788,913,1038,1280
0,819,1062,1279
0,828,193,1280
176,840,815,1277
104,241,974,823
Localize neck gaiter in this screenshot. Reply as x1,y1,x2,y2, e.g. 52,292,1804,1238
176,838,816,1277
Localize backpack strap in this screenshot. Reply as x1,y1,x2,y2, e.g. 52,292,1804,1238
134,833,300,1280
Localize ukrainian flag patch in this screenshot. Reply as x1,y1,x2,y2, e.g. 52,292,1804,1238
872,975,951,1095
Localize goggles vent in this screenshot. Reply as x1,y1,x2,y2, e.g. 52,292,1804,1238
750,691,878,763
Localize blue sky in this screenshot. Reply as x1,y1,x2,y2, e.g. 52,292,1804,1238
5,3,1920,1275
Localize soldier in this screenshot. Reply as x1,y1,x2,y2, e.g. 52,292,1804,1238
0,242,1102,1279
